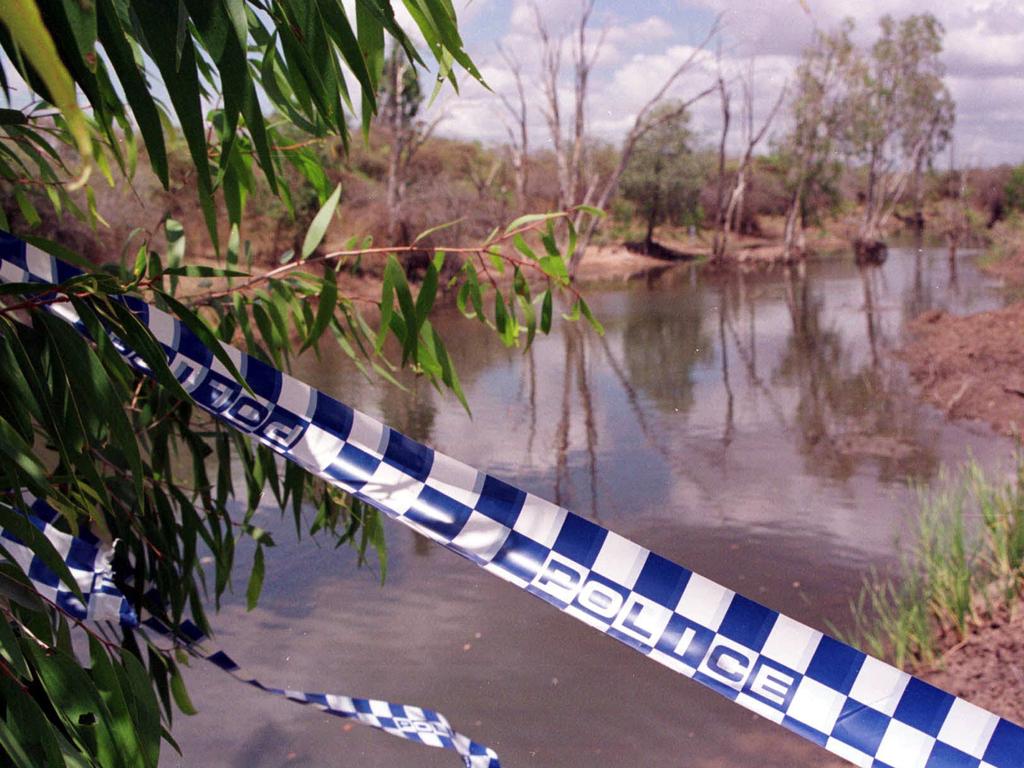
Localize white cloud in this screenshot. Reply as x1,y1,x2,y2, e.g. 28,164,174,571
605,16,675,43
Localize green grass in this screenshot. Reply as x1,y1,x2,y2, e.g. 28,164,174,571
840,455,1024,669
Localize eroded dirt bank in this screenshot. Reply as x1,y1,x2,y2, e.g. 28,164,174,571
903,303,1024,436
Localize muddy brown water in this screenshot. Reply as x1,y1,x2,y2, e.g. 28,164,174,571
166,247,1015,767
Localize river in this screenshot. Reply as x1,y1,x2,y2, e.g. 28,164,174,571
166,246,1014,768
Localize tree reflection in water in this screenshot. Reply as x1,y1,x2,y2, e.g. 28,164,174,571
775,261,939,484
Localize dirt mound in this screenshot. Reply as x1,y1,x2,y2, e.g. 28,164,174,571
902,304,1024,436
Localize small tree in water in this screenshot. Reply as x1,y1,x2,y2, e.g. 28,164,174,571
620,103,705,254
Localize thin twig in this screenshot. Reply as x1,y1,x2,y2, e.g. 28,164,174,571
189,214,584,305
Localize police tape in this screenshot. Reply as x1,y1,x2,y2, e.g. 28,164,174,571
1,232,1022,768
0,493,501,767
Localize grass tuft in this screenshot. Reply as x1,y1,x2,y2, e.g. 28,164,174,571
840,454,1024,668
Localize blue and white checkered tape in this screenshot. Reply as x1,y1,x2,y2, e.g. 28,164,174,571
1,232,1023,768
0,493,139,626
0,495,500,768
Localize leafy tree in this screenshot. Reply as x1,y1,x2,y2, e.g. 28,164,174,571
778,19,858,260
1005,165,1024,214
619,103,703,251
844,13,955,247
0,2,600,766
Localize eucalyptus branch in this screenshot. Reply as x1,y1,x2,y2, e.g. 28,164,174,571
189,211,588,306
0,292,74,317
0,585,122,654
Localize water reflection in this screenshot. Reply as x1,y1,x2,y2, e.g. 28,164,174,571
621,275,711,417
294,246,1008,526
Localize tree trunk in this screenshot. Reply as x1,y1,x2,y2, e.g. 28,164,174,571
910,156,925,233
712,76,730,260
645,206,657,252
782,178,805,262
386,137,402,244
384,56,406,244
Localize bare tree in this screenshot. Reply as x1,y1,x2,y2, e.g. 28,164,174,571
569,19,722,272
380,47,444,244
529,4,720,272
568,0,604,210
716,63,787,258
943,142,970,272
497,44,530,212
711,69,731,260
533,0,605,213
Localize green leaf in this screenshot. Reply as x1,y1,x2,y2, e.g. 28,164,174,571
0,607,29,678
538,255,569,285
168,662,197,716
0,674,70,768
575,204,606,218
101,300,190,402
23,640,123,765
314,0,376,99
415,263,438,325
493,291,507,336
0,416,48,495
88,637,145,767
302,265,337,352
164,218,185,295
51,302,145,504
245,544,265,610
174,0,188,71
58,0,98,73
13,189,40,227
512,233,536,261
0,719,37,768
384,255,418,364
132,0,216,247
487,248,505,275
504,212,563,233
540,289,553,334
413,216,464,244
579,297,604,335
355,0,385,132
301,183,342,258
116,650,162,768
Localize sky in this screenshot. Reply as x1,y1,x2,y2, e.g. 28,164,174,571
415,0,1024,166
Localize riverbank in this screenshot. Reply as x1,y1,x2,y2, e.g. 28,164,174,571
884,224,1024,733
901,217,1024,436
903,304,1024,436
607,213,853,268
